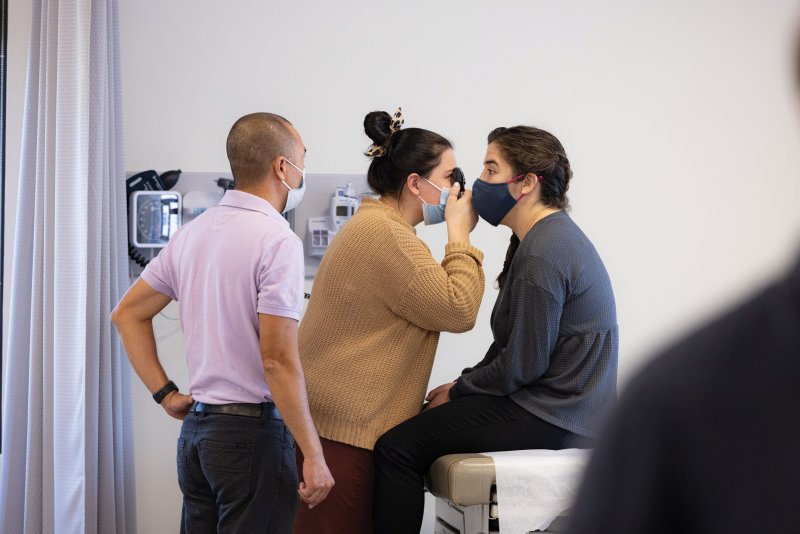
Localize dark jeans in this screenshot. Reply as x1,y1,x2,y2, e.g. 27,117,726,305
372,395,589,534
177,404,299,534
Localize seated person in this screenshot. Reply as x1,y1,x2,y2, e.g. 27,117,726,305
371,125,619,534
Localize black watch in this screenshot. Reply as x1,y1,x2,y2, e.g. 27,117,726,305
152,380,179,404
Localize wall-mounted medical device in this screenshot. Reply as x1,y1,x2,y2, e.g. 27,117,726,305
305,183,359,257
128,190,182,248
125,169,184,269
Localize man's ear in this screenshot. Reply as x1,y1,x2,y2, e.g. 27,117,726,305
271,156,287,183
405,173,422,196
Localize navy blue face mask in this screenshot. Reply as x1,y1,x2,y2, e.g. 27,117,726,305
471,174,528,226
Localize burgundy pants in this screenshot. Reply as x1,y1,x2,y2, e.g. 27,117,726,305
294,437,374,534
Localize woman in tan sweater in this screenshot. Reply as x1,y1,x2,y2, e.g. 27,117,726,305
293,109,485,533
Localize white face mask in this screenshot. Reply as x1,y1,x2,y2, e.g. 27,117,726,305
281,159,306,213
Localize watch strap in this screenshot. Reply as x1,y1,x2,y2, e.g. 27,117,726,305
152,380,179,404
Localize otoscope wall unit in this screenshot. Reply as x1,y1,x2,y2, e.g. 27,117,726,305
289,173,369,278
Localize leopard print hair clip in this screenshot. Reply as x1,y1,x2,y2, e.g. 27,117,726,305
388,107,404,133
366,107,404,157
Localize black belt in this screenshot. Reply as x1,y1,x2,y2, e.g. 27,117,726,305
191,402,281,420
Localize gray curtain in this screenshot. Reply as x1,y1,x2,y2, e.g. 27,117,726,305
0,0,136,532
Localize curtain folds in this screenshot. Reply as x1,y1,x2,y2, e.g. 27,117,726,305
0,0,136,532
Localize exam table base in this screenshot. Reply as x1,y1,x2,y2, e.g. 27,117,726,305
433,496,569,534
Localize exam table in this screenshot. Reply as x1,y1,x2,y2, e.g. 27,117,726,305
426,453,573,534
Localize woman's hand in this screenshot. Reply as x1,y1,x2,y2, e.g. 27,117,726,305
445,183,478,243
423,382,456,411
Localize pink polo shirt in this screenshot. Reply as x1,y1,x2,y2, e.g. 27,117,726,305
140,190,304,404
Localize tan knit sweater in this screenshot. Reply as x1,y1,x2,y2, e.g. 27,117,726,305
298,197,485,450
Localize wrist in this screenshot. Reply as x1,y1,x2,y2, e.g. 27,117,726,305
303,450,326,463
447,225,469,244
448,381,461,399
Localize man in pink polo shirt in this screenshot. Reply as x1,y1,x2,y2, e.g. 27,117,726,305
112,112,333,533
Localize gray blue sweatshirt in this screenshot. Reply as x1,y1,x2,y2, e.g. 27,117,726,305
450,211,618,438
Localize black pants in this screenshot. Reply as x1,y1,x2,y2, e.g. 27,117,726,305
177,406,299,533
372,395,589,534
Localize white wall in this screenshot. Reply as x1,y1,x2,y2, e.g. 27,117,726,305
0,0,30,517
4,1,800,533
118,0,800,380
0,1,23,524
2,0,32,446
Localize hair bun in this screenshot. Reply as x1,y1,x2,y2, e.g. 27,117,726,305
364,111,392,148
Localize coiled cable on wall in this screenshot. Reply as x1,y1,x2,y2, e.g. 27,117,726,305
129,244,150,268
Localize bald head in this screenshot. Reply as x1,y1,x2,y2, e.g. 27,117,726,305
226,112,298,188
